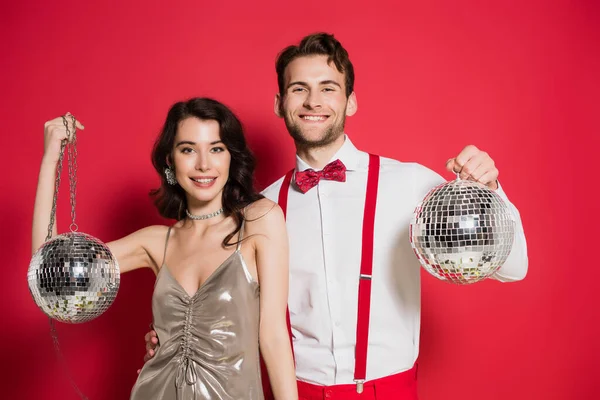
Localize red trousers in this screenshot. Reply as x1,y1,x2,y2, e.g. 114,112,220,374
296,365,418,400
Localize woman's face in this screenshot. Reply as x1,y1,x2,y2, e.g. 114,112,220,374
170,117,231,208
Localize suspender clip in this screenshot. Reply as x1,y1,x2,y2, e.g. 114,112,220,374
354,379,365,393
360,274,372,280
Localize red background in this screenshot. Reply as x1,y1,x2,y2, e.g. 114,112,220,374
2,1,598,399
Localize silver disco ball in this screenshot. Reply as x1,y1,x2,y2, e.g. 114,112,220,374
410,179,515,284
28,232,120,323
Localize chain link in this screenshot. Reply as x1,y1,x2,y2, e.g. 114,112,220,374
47,114,88,400
66,115,79,232
45,137,66,242
45,115,79,240
50,319,90,400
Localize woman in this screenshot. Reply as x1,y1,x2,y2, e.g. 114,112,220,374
32,98,298,400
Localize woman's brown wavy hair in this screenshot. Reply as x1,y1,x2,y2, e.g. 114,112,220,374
150,97,263,247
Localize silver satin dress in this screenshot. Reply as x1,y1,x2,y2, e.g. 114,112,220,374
131,223,264,400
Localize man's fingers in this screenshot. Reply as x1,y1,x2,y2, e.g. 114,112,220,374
145,332,158,351
446,158,459,174
465,162,485,182
458,152,484,180
478,171,499,189
143,349,155,362
454,145,480,168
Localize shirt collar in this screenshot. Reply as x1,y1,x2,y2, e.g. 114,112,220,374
295,134,368,172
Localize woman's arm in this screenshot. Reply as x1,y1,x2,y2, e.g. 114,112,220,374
32,114,163,274
32,114,83,253
106,226,166,274
247,199,297,400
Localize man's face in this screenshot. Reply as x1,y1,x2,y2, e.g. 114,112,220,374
275,55,357,148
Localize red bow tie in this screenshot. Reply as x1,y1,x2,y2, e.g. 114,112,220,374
294,159,347,193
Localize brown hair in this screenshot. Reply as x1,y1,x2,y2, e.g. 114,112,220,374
276,32,355,98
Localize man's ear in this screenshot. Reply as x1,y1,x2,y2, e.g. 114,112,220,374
274,93,283,118
346,92,357,116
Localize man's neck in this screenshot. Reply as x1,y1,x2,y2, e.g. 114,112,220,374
296,135,346,170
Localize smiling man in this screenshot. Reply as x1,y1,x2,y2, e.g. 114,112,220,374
262,33,528,400
145,33,528,400
275,54,357,155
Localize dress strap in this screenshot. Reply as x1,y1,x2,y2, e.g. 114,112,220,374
236,218,246,251
162,226,172,266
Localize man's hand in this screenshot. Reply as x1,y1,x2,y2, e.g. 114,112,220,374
137,330,159,374
446,145,499,190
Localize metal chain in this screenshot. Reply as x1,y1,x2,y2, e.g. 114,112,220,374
50,319,89,400
47,114,89,400
66,115,78,232
45,136,67,242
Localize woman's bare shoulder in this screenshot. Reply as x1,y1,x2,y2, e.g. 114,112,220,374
125,224,175,250
136,224,171,237
245,198,282,220
244,198,284,235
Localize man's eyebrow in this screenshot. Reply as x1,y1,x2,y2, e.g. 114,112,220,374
319,80,342,88
286,80,342,89
286,81,308,90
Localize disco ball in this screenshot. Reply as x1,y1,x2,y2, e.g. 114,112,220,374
28,232,120,323
410,179,515,284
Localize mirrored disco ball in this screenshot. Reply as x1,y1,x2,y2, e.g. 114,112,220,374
28,232,120,323
410,179,515,284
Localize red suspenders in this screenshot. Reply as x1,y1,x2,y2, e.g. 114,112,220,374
276,154,380,394
278,169,295,361
353,153,380,392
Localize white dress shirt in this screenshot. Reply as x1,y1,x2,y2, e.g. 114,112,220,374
261,135,528,386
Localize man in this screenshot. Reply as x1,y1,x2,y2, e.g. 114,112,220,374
144,33,528,399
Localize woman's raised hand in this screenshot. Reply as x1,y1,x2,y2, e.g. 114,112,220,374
42,112,85,163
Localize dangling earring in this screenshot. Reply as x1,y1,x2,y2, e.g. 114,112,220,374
164,167,177,185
